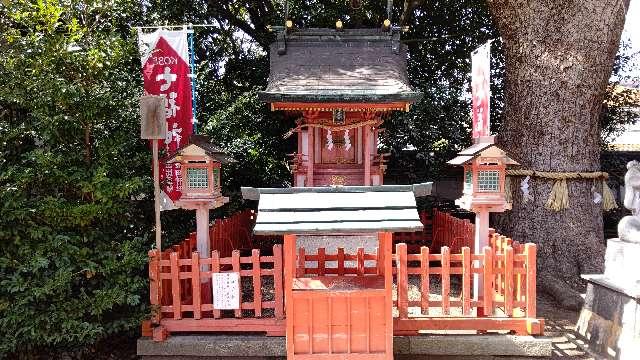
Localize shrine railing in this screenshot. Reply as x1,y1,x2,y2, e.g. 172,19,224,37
148,244,285,340
147,236,540,341
392,209,474,254
430,209,474,254
393,242,541,335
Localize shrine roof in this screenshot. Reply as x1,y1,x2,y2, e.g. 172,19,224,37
447,141,520,166
166,135,236,164
258,28,422,104
242,184,431,235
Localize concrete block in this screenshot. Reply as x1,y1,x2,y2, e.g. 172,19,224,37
137,335,286,357
408,335,552,357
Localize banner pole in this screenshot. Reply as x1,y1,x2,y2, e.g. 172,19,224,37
153,139,162,251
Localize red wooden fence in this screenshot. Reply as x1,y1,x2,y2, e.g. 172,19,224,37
392,242,541,335
392,209,474,254
148,238,540,340
430,209,474,254
149,244,285,340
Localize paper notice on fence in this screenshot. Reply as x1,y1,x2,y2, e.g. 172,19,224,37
212,272,240,310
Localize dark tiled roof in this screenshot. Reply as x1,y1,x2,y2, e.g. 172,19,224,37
259,28,421,103
167,135,236,164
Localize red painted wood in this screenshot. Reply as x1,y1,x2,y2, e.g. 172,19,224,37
232,250,242,318
169,252,182,320
396,243,408,319
274,244,285,320
252,249,262,317
462,246,471,315
191,252,201,319
211,250,221,319
420,246,429,315
525,243,537,318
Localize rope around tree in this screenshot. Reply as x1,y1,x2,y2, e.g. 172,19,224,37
504,169,617,212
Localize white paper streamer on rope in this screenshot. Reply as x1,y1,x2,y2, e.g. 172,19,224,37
344,130,351,151
521,176,534,202
326,130,333,150
592,182,603,204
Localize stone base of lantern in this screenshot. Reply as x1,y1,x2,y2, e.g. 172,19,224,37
577,239,640,360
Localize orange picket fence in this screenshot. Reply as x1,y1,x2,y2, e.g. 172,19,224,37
148,244,285,340
393,241,541,335
430,209,474,254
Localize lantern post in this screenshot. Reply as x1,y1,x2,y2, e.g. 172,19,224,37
448,135,519,312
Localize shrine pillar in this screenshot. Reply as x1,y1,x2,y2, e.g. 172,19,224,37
195,204,210,277
364,124,371,186
307,128,314,186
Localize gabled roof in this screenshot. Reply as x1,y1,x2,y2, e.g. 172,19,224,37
243,184,431,235
166,135,236,164
447,142,520,166
258,28,422,104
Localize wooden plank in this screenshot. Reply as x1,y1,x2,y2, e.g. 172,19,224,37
525,243,537,318
504,246,514,316
160,317,285,333
357,247,365,276
420,246,429,315
318,247,326,276
148,250,161,323
284,235,296,359
483,246,494,316
191,252,202,320
252,249,262,317
273,244,284,320
298,247,306,277
393,317,542,334
211,250,221,318
396,243,408,319
441,246,450,315
232,250,242,318
337,247,345,276
382,232,393,358
170,252,182,320
462,246,471,315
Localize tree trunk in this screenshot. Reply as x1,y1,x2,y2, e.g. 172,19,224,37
486,0,630,309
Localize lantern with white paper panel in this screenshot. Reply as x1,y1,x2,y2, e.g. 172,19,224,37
165,135,235,270
448,136,519,213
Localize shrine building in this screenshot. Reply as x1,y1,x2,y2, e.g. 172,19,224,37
259,28,421,187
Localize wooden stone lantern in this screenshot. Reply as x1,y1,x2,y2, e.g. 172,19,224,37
166,135,234,267
449,136,519,213
448,136,518,309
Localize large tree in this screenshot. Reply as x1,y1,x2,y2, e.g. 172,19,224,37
486,0,631,308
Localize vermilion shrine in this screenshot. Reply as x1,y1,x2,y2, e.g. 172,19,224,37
140,21,546,360
258,28,421,187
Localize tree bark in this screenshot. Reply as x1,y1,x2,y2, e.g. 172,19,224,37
486,0,630,308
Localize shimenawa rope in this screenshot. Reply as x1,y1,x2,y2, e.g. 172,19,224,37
505,169,617,212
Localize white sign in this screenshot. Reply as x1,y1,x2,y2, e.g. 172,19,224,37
212,272,240,310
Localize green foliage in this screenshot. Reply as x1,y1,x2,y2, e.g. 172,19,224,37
0,1,151,356
0,0,636,357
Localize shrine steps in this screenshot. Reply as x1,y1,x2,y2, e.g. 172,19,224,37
137,334,552,359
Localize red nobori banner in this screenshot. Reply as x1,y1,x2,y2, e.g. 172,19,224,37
138,30,193,210
471,41,490,139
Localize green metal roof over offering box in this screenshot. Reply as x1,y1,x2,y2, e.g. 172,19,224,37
242,184,431,235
